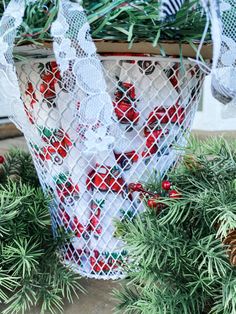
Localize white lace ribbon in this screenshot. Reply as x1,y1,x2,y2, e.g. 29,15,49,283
0,0,28,129
0,0,115,151
51,0,115,147
203,0,236,108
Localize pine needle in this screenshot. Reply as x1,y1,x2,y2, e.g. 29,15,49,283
0,0,209,46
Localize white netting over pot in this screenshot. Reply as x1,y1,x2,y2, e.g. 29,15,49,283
0,0,205,280
15,55,204,279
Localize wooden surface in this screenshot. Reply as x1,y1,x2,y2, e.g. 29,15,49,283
95,40,212,59
0,123,22,140
15,41,212,59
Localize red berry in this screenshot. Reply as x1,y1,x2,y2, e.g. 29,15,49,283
128,183,136,191
147,198,158,208
147,194,163,209
169,190,181,199
135,183,143,190
162,180,172,191
0,156,5,164
128,183,143,192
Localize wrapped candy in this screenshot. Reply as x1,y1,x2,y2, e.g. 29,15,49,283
52,171,91,268
86,148,132,275
89,191,131,276
117,60,179,127
89,249,127,277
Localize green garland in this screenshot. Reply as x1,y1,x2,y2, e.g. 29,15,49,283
0,0,209,46
0,150,84,314
115,138,236,314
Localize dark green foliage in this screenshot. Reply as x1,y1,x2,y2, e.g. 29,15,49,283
0,149,39,187
0,0,209,46
84,0,208,44
115,138,236,314
0,150,84,314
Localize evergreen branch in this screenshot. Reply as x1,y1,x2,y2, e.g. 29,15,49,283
2,238,43,278
0,150,84,313
52,264,85,303
188,235,231,279
37,287,64,314
0,270,19,303
0,0,209,46
2,285,36,314
115,137,236,313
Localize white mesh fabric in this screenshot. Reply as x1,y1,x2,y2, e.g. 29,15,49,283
16,55,204,279
0,0,205,279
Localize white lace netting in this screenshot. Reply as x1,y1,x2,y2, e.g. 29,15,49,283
159,0,236,111
51,0,115,143
208,0,236,112
0,0,115,149
0,0,26,128
0,0,205,279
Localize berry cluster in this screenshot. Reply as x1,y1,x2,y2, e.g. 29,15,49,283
128,180,181,211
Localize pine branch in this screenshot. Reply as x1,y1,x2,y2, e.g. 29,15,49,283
0,270,18,303
2,284,36,314
2,238,43,278
0,151,84,314
0,0,209,46
51,264,85,303
115,137,236,313
0,149,39,187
